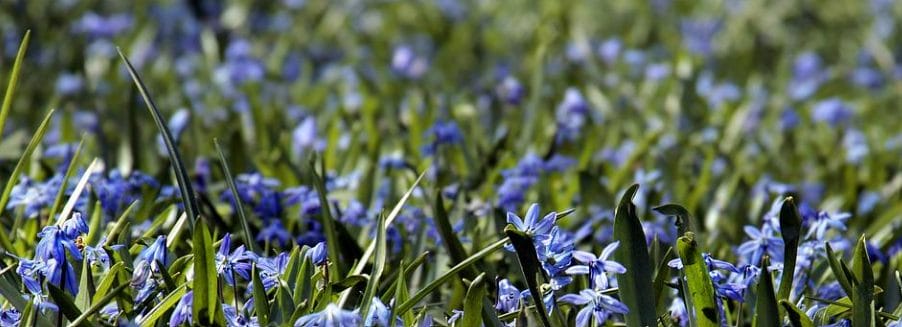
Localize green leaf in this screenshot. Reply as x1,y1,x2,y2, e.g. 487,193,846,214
851,236,875,326
781,299,814,327
432,192,472,276
504,226,552,327
191,223,224,325
755,256,780,327
612,184,657,327
652,247,674,314
92,262,124,304
396,238,507,315
117,48,200,228
461,273,487,327
75,254,95,311
214,138,257,253
251,264,270,326
653,203,692,236
825,242,855,298
778,197,802,302
309,156,343,279
0,30,30,142
677,232,719,327
69,283,129,327
138,284,187,327
394,260,414,325
47,284,91,325
359,213,388,319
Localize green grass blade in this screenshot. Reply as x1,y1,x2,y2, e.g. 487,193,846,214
677,232,719,327
137,284,187,327
191,223,224,325
777,197,802,302
780,300,814,327
214,138,257,253
359,213,387,320
755,256,780,327
504,226,552,327
68,283,128,327
117,48,200,229
825,242,854,298
461,273,487,327
75,254,95,311
309,156,343,279
396,238,507,315
251,263,270,326
47,284,95,326
0,30,30,141
612,184,657,326
432,192,472,275
852,236,875,326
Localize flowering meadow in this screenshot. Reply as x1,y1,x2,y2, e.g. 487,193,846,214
0,0,901,326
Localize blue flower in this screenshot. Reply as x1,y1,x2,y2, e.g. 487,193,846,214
506,203,556,245
224,304,259,327
811,98,852,126
364,298,400,327
496,76,525,105
216,234,256,285
597,38,622,64
422,121,463,155
567,241,626,288
132,236,169,303
7,175,62,218
804,210,850,241
92,170,159,217
258,220,292,248
156,109,191,155
737,225,784,265
307,242,328,266
559,289,629,326
257,253,289,291
391,46,428,79
294,303,360,327
34,225,81,295
0,308,20,327
555,88,591,143
169,291,192,327
495,279,523,314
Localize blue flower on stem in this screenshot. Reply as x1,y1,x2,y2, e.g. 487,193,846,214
495,279,523,314
132,236,169,303
307,242,328,266
364,297,401,327
169,290,192,326
0,308,20,327
216,234,256,285
505,203,556,247
224,303,259,327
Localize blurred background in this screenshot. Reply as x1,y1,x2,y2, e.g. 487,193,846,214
0,0,900,245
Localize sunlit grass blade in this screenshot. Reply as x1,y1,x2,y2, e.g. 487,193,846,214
851,236,875,326
137,284,186,327
117,48,200,228
214,138,257,253
0,30,30,142
612,184,657,326
504,227,552,327
677,232,719,327
191,223,224,325
755,256,780,327
57,158,103,225
359,213,387,320
778,197,802,302
781,299,814,327
461,273,487,327
396,238,507,315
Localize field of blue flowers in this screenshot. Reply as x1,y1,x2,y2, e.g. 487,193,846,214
0,0,900,326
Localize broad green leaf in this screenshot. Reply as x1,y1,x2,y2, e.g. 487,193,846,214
851,236,875,326
653,204,692,238
755,256,780,327
47,284,93,326
461,273,487,327
75,255,95,311
677,232,719,327
504,226,552,327
332,275,368,292
0,30,30,142
138,284,187,327
780,300,814,327
613,184,657,326
252,264,270,326
214,138,258,253
93,262,124,304
778,197,802,302
69,283,129,327
396,238,507,315
191,223,224,325
118,49,200,229
360,213,388,319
